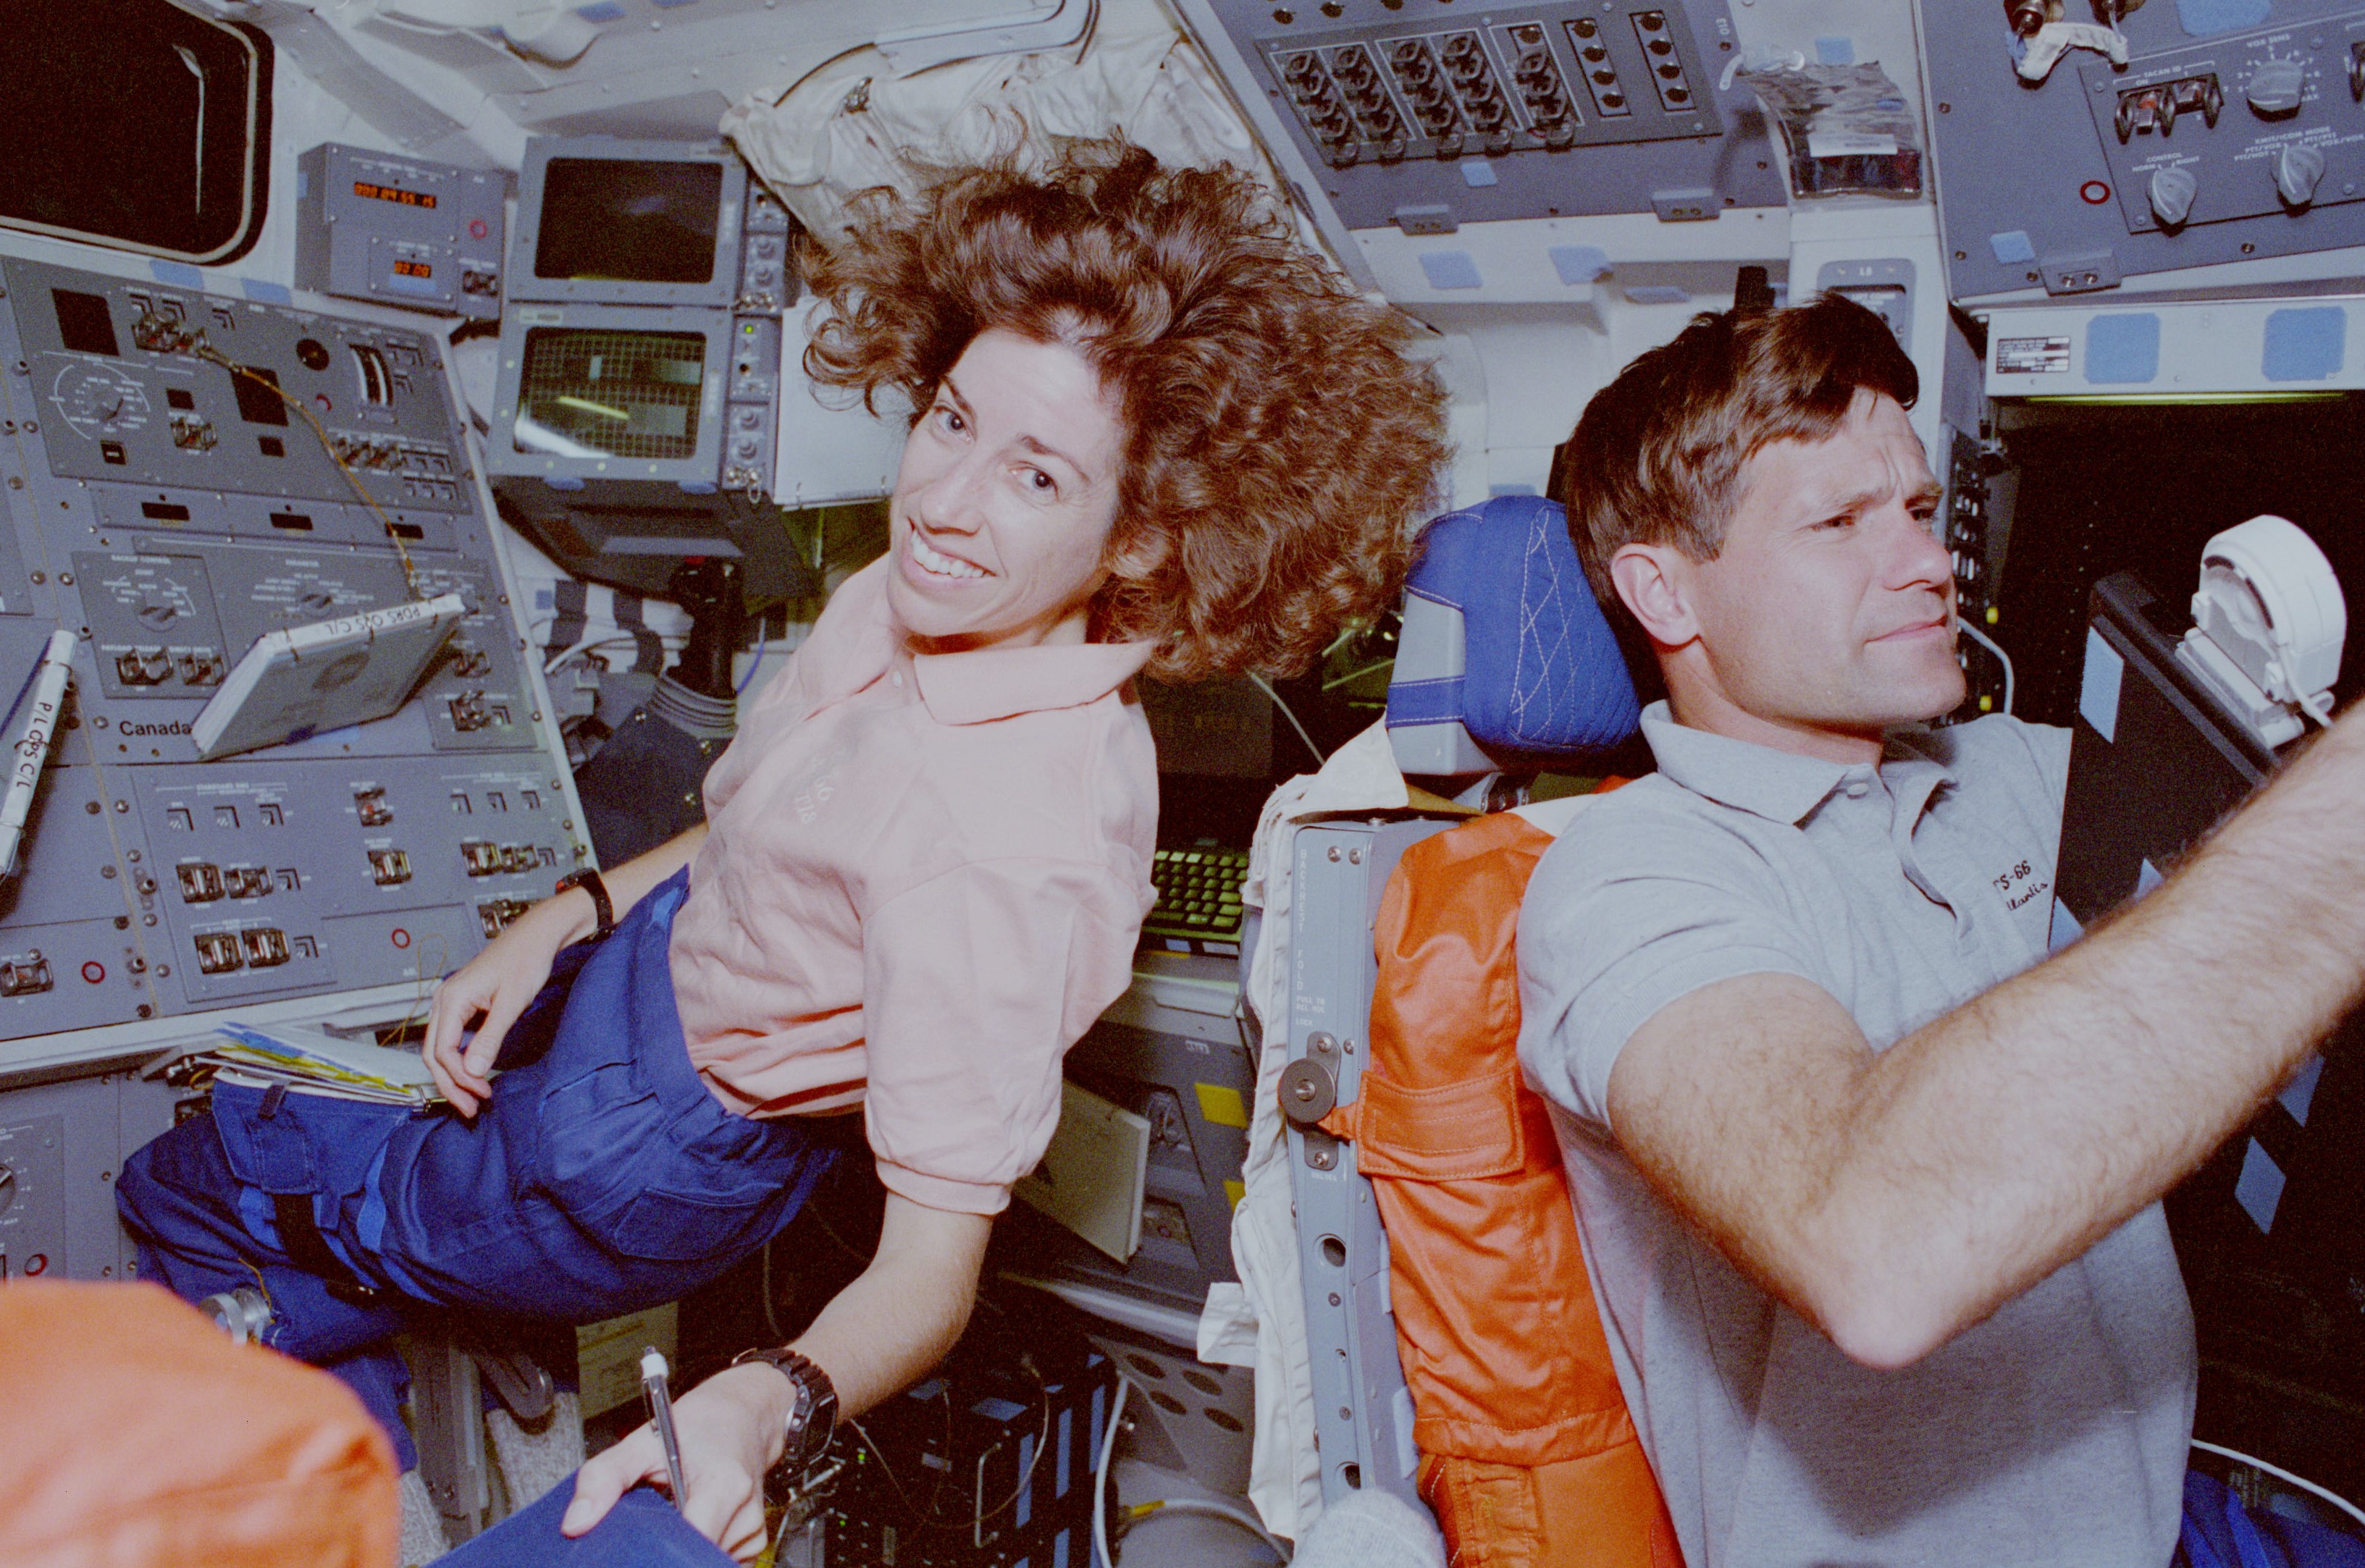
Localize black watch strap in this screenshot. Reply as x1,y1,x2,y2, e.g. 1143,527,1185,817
553,869,614,940
732,1346,839,1475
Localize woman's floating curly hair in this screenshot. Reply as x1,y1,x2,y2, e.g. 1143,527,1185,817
798,139,1451,681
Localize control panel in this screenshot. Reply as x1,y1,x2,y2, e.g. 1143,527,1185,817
0,252,583,1045
1183,0,1783,232
295,143,508,321
2086,25,2365,236
1923,0,2365,301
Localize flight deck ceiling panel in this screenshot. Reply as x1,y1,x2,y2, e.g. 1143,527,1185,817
1923,0,2365,303
1197,0,1784,230
0,253,585,1053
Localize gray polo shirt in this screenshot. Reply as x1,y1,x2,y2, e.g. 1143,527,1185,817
1518,702,2194,1568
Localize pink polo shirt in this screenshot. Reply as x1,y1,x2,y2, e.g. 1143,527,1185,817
665,558,1159,1215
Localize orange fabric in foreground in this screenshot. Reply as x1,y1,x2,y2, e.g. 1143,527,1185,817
1321,803,1681,1568
0,1279,397,1568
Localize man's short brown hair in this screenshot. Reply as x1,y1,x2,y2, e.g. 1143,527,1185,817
1558,293,1918,615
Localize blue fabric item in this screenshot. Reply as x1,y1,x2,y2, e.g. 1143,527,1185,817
1548,245,1610,284
2177,0,2272,35
1458,159,1498,188
2263,307,2347,382
2177,1468,2365,1568
1989,230,2038,265
2085,313,2163,384
118,868,835,1461
442,1476,736,1566
1418,250,1484,290
240,278,293,304
1814,35,1855,64
1387,495,1640,759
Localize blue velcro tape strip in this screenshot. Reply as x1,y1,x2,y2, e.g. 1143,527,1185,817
2084,313,2161,384
2261,305,2345,382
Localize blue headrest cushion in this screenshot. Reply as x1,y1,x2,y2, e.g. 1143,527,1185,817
1385,494,1641,757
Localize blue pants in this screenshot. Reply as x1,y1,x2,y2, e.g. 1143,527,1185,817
117,869,834,1468
440,1477,734,1568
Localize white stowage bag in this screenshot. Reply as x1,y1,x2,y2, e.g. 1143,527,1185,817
1198,721,1413,1544
718,0,1282,247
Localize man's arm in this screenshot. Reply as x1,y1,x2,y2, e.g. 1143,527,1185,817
1610,710,2365,1372
560,1192,991,1560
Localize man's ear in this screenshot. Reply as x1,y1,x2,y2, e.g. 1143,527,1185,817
1609,543,1700,651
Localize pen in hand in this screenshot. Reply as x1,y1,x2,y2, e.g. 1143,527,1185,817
641,1346,689,1512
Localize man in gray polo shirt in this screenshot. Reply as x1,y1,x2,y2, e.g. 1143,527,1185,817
1518,295,2365,1565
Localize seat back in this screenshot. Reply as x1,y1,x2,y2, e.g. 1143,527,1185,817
1332,809,1679,1568
1282,494,1671,1564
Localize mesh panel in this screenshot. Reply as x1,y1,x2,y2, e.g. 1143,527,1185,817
516,328,706,462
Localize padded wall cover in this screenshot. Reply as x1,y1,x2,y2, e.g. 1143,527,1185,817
0,1280,397,1568
1386,496,1639,759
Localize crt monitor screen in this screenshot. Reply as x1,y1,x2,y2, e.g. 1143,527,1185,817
534,157,723,285
511,327,707,461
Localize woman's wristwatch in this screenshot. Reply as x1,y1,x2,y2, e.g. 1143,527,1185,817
731,1346,839,1477
552,868,614,940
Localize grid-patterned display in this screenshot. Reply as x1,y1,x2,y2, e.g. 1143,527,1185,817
515,328,705,462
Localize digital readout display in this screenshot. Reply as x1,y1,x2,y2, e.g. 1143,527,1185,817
353,180,437,209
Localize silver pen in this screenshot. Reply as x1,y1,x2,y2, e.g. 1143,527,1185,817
640,1346,689,1511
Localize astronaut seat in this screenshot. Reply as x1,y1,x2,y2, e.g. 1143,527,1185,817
1272,493,1680,1567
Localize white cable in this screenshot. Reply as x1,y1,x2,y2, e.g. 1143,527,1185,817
2190,1438,2365,1532
1248,673,1326,765
1957,620,2016,716
1124,1496,1290,1561
1094,1374,1131,1568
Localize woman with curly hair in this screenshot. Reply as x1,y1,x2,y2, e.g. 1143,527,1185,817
118,138,1448,1560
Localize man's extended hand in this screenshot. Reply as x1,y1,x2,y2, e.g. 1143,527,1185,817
558,1360,791,1562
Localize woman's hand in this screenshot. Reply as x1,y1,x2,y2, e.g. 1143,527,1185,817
421,896,582,1117
558,1361,790,1562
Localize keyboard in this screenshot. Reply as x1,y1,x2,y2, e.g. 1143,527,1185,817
1141,845,1249,953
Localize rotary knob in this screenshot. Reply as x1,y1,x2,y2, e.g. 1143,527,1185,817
1278,1058,1337,1129
2246,58,2307,115
2148,165,2199,227
2274,141,2327,206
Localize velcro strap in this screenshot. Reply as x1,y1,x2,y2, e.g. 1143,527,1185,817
270,1192,382,1307
1332,1067,1528,1182
1384,675,1466,729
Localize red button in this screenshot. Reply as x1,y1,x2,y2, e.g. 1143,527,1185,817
23,1253,46,1276
2080,180,2112,205
391,928,411,949
80,961,104,984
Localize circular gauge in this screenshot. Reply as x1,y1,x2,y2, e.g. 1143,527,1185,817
51,363,154,442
